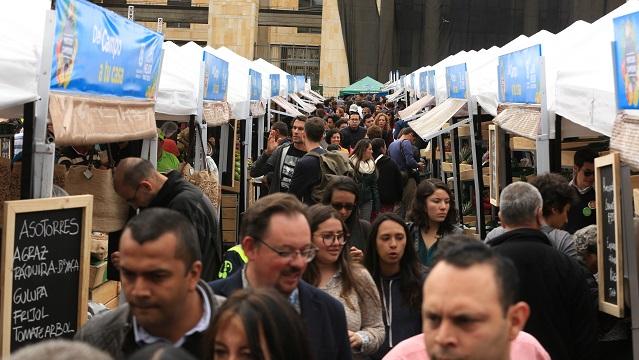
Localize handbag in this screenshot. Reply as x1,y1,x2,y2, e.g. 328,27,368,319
65,164,129,232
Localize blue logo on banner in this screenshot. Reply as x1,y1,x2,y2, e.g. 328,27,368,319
446,63,467,99
270,74,280,97
203,52,228,101
498,44,542,104
295,75,305,92
250,69,262,101
287,75,295,94
427,70,436,96
419,72,428,95
50,0,163,99
613,12,639,109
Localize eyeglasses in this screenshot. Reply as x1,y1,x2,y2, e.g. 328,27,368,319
123,183,141,206
331,203,355,211
257,239,318,263
316,232,347,246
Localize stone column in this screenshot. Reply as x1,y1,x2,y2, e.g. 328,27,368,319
207,0,259,59
319,0,350,97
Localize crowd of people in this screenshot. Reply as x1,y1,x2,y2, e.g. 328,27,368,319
12,95,629,360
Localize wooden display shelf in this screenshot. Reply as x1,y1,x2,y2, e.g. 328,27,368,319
510,137,536,151
462,215,493,223
561,139,607,150
222,180,240,193
442,162,474,173
562,151,576,168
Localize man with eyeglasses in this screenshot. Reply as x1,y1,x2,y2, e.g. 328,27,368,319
210,193,352,360
113,158,221,282
564,149,598,234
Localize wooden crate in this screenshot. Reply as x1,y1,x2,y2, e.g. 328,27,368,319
90,280,119,305
510,137,536,151
89,261,107,289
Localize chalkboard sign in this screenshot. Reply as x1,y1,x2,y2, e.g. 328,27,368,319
489,125,502,206
595,153,624,317
1,195,92,356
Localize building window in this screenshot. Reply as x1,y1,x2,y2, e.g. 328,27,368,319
298,0,322,11
297,27,321,34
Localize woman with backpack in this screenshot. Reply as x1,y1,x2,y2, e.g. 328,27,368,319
349,139,380,222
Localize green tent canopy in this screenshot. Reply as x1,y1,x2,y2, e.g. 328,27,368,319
339,76,385,96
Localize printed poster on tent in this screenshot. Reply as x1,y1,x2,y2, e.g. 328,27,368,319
50,0,163,99
419,72,428,96
295,76,305,93
203,52,229,101
270,74,280,97
498,44,542,104
250,69,262,101
613,12,639,109
287,75,295,95
427,70,436,96
446,63,467,99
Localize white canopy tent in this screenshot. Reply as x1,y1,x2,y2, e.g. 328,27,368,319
0,0,49,118
155,41,202,118
555,0,639,137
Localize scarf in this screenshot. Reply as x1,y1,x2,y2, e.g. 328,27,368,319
350,156,376,175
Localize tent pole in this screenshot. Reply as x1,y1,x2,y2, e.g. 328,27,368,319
536,56,550,174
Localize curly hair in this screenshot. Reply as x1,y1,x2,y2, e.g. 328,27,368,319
408,178,457,234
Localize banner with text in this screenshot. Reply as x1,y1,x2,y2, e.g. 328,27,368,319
613,12,639,109
50,0,163,99
270,74,280,97
250,69,262,101
203,52,229,101
295,75,305,93
287,75,295,95
427,70,436,96
446,63,467,99
498,44,542,104
419,71,428,96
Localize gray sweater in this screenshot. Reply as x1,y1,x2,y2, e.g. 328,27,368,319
319,266,385,358
485,224,578,259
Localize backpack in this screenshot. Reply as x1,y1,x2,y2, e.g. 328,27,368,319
306,151,354,203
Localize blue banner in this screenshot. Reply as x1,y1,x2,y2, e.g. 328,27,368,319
427,70,436,96
419,72,428,95
270,74,280,97
613,12,639,109
287,75,295,94
498,44,542,104
50,0,163,99
250,69,262,101
446,63,467,99
295,75,305,92
203,52,228,101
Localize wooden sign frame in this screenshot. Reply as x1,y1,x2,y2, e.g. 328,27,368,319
1,195,93,356
595,153,624,317
488,125,502,206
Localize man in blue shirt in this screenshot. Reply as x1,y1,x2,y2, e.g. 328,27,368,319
388,127,422,218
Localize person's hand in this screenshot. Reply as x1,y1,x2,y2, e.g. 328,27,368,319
265,133,278,155
348,331,363,350
111,251,121,271
349,246,364,263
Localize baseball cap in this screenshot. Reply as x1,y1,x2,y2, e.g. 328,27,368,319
349,104,359,113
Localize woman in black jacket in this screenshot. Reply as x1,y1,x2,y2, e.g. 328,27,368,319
364,213,426,359
371,138,402,221
322,176,372,262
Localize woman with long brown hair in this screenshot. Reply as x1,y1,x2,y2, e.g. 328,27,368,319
408,178,462,267
303,204,385,358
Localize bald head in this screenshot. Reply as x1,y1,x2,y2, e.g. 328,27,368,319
114,158,157,190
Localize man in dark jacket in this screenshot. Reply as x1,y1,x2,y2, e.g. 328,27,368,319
489,182,598,360
288,117,327,205
75,208,220,359
210,193,352,360
113,158,221,281
340,112,367,149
